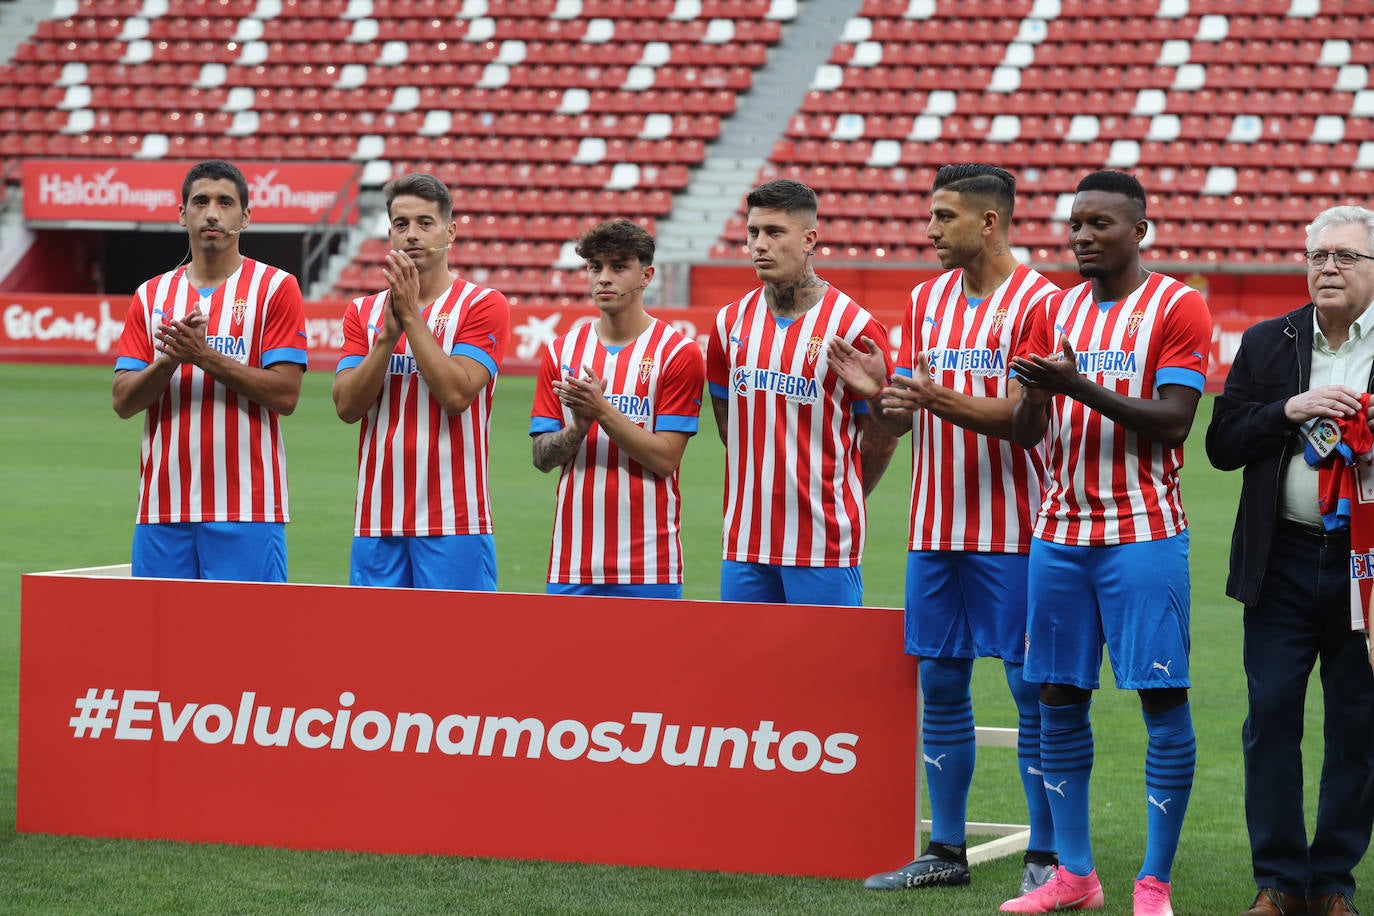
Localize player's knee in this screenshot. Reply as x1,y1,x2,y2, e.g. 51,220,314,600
1003,661,1041,709
1138,686,1188,716
1040,682,1090,707
919,657,974,703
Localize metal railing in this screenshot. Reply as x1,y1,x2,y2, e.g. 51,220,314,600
300,161,365,294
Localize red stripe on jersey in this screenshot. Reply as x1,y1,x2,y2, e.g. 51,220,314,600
1016,273,1212,545
532,318,705,584
707,286,891,567
900,265,1058,553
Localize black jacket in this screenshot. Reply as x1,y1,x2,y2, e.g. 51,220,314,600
1205,302,1374,606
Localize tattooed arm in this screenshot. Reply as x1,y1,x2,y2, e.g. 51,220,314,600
531,417,591,473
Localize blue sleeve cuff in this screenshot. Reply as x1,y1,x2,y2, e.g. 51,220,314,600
530,417,563,436
894,366,913,378
335,354,365,374
708,381,729,399
263,347,308,369
853,399,870,414
115,357,148,372
1156,367,1205,393
453,343,499,379
656,414,699,435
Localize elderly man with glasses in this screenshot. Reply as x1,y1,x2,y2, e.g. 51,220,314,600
1207,205,1374,916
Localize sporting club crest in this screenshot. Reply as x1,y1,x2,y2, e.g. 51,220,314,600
806,335,823,364
638,356,655,384
990,303,1008,335
231,298,248,325
1126,307,1147,337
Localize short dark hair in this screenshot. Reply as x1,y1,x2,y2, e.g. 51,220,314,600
1076,169,1147,219
182,159,248,208
933,163,1016,222
745,179,818,219
384,172,453,221
574,219,655,266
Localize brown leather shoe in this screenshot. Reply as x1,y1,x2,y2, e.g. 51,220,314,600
1241,888,1310,916
1310,894,1360,916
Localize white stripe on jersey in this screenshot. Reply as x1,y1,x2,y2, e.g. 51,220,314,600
904,264,1057,552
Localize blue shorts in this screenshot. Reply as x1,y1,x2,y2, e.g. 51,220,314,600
132,522,287,583
350,534,497,591
720,561,863,606
546,582,683,599
1024,531,1191,691
905,551,1029,662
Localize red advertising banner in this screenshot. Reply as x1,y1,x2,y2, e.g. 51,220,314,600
20,160,360,224
0,293,127,363
0,289,1294,390
18,573,918,877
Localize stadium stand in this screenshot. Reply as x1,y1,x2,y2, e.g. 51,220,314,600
757,0,1374,267
0,0,790,304
0,0,1371,296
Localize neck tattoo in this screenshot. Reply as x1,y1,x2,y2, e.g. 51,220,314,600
767,272,828,318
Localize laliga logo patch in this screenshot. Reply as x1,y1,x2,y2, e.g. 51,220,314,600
806,335,823,365
1306,417,1342,460
1126,308,1146,337
732,366,750,396
638,356,655,384
231,298,248,325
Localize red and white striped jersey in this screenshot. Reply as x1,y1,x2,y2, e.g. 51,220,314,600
707,285,892,567
899,265,1058,553
338,279,510,537
115,258,307,524
1015,272,1212,546
530,318,706,585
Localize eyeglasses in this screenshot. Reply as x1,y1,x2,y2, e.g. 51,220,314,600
1304,249,1374,269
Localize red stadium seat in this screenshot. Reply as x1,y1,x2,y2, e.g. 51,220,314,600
1264,222,1305,257
1234,223,1267,251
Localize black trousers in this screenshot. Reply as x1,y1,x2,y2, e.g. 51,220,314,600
1242,523,1374,899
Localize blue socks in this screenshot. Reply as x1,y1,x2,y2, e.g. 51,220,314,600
1036,698,1195,882
1138,702,1195,882
920,657,977,846
917,659,1066,867
1006,662,1056,858
1039,699,1095,876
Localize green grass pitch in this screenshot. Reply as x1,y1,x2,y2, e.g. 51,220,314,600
0,362,1367,914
